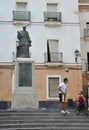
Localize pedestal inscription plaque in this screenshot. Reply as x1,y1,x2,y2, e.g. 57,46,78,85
19,63,32,87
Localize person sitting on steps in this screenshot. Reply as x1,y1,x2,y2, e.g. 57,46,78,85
75,91,87,114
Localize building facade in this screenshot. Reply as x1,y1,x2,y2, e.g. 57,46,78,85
79,0,89,99
0,0,82,108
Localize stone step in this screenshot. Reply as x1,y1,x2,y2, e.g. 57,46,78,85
0,109,88,130
0,111,84,115
0,114,88,121
1,127,89,130
0,113,86,118
0,109,67,113
0,123,89,129
0,118,89,124
0,109,86,115
0,116,88,121
0,109,87,115
0,109,86,112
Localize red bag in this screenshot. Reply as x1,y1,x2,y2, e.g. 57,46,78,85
79,96,84,103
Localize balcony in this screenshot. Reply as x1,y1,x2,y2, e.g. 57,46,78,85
44,52,63,66
84,62,89,80
79,0,89,3
85,62,89,72
13,11,31,24
84,28,89,39
44,12,61,26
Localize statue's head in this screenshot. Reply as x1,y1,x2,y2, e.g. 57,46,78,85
23,26,26,31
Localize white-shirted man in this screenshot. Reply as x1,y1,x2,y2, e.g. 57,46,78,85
58,78,70,114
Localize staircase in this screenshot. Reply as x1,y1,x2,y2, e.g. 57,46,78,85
0,109,88,130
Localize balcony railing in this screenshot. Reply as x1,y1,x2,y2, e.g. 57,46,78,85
84,28,89,38
44,12,61,22
44,52,63,63
13,11,31,21
85,62,89,72
79,0,89,3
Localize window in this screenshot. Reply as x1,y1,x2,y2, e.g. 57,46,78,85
84,23,89,38
13,1,30,22
44,2,61,24
86,22,89,28
47,76,61,99
44,39,62,63
47,3,58,12
47,40,58,62
16,3,27,11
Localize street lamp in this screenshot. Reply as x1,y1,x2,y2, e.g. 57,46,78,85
12,51,15,62
74,49,80,63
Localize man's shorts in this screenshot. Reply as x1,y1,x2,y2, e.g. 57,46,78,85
59,93,66,102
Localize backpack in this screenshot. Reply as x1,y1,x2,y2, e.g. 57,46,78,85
79,95,84,103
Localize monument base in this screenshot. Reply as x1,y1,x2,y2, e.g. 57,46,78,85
11,58,39,109
12,89,38,109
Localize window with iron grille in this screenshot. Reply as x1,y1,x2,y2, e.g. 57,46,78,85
47,76,61,99
84,23,89,37
86,22,89,28
13,2,30,21
46,3,59,22
79,0,89,3
47,40,59,62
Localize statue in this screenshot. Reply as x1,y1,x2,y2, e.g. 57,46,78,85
17,26,32,58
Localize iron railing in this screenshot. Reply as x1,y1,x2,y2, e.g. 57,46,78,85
85,62,89,71
79,0,89,3
44,52,63,63
13,11,31,21
44,12,61,22
84,28,89,37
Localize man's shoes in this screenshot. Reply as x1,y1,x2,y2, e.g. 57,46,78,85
65,110,70,114
60,110,70,114
60,110,66,114
76,111,79,115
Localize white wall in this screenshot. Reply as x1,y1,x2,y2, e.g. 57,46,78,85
60,0,79,23
79,12,89,71
0,0,80,64
0,0,15,21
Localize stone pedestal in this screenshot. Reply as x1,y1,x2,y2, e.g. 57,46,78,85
11,58,39,109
